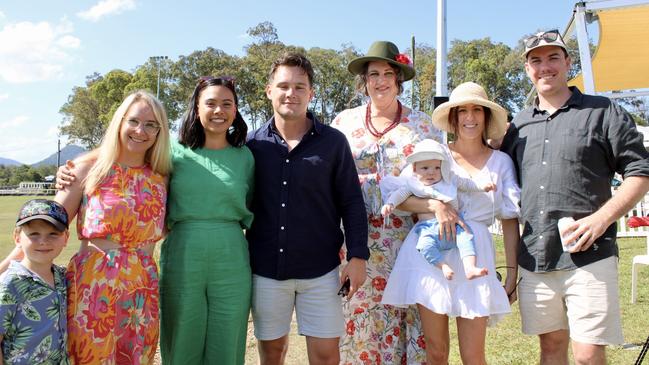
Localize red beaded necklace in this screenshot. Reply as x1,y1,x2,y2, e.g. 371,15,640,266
364,101,402,138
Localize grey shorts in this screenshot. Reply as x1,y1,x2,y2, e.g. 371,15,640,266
251,267,344,340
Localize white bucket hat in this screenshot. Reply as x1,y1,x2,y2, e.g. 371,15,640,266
405,139,450,182
431,82,508,140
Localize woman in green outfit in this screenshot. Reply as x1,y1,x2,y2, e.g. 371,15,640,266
159,77,254,364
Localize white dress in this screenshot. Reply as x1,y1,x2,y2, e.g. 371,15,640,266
382,146,521,326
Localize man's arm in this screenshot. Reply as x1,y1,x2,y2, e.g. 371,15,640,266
567,176,649,251
333,135,369,298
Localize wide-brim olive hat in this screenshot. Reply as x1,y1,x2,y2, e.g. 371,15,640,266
348,41,415,81
431,82,508,140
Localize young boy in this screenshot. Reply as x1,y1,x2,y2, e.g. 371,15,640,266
0,199,69,365
381,139,494,280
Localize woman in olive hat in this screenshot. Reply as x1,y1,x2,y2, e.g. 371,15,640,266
331,40,444,364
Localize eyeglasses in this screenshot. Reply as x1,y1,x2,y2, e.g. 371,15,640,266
124,118,161,135
198,75,236,87
524,29,561,48
495,266,522,299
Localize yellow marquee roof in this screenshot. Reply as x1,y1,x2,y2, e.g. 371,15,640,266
568,4,649,92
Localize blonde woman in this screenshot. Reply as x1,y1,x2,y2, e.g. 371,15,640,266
56,91,171,364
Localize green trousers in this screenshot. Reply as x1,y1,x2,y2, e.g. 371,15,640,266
159,222,251,364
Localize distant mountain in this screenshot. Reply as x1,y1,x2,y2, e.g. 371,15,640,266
32,145,87,167
0,157,22,166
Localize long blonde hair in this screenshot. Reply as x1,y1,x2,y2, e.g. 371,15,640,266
83,91,171,194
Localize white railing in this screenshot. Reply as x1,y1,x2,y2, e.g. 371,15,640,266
489,187,649,238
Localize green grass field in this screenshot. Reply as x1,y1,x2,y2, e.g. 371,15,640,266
2,195,648,364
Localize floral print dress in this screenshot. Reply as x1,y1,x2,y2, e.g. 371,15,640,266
67,163,166,365
332,105,444,365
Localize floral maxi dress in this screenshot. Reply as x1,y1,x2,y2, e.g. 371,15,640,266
332,105,444,365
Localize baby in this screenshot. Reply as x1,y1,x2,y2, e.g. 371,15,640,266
382,139,495,280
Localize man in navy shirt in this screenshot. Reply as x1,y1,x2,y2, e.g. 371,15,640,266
246,53,369,365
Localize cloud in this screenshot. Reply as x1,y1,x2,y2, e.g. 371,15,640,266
0,115,29,129
0,93,8,101
47,126,59,136
77,0,136,22
0,19,80,83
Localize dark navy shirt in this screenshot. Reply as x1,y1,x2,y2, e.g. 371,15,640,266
502,87,649,272
246,112,369,280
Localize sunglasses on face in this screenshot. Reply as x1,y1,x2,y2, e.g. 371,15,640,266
198,75,236,87
525,29,561,48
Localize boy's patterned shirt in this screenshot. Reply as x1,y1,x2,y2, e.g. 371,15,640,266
0,261,67,365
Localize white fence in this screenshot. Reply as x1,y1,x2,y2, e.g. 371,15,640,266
0,182,55,196
489,187,649,239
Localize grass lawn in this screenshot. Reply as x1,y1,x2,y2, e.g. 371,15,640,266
2,195,648,364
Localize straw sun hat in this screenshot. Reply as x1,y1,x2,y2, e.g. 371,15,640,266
431,82,508,140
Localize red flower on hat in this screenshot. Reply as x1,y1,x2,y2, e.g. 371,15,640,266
395,53,412,66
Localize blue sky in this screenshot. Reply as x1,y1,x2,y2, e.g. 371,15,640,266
0,0,576,164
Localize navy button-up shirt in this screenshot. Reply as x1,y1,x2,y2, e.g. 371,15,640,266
502,87,649,272
246,112,369,280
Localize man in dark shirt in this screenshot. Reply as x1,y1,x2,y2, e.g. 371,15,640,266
502,30,649,365
246,53,369,365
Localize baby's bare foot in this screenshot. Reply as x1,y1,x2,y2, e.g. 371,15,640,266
465,266,488,280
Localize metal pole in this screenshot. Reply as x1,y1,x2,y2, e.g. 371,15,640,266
156,65,161,99
57,138,60,167
436,0,448,96
411,35,416,109
574,3,595,94
150,56,168,99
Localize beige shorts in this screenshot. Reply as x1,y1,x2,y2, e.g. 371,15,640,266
518,256,623,345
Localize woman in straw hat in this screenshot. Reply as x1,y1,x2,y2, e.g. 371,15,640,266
331,41,444,364
382,82,521,364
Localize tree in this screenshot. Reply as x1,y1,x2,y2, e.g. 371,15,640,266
59,70,134,148
170,48,240,127
448,38,527,112
246,21,279,45
60,78,103,148
237,22,301,129
403,44,437,113
126,57,180,125
306,46,359,123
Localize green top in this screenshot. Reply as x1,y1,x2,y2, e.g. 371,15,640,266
167,140,254,230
